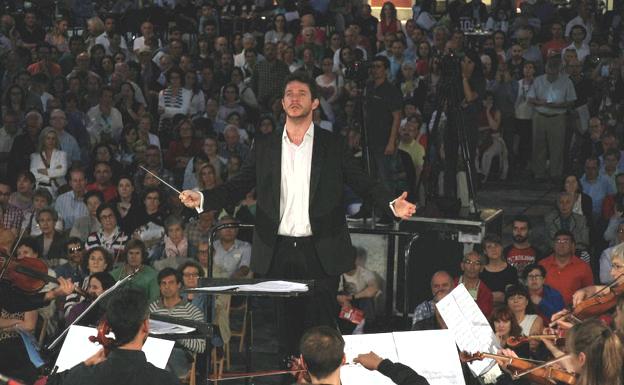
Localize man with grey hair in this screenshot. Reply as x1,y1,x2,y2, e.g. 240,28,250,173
251,41,290,109
49,109,82,165
528,57,576,182
234,33,265,68
219,124,249,161
545,191,590,257
213,216,251,279
457,251,493,317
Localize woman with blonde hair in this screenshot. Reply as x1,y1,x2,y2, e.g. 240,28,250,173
45,17,70,53
196,162,221,191
29,127,67,197
84,16,105,50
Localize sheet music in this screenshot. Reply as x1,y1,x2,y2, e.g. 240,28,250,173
55,325,174,372
189,280,308,293
393,330,465,385
436,284,499,376
342,333,398,385
149,319,196,335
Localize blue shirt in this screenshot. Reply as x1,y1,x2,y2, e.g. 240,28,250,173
580,174,615,215
58,130,82,163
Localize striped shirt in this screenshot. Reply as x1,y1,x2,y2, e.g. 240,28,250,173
149,298,206,353
54,190,88,230
86,227,128,262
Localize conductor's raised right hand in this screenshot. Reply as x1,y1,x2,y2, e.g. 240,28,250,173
179,190,201,209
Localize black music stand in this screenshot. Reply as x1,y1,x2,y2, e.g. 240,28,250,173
185,278,315,384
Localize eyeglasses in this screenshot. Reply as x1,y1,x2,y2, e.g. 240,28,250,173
527,274,543,279
611,264,624,270
463,260,482,266
555,238,571,244
67,246,83,253
198,249,209,254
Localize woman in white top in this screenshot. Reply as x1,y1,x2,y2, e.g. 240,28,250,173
316,56,343,106
30,127,68,198
158,67,191,121
506,284,543,352
184,70,206,118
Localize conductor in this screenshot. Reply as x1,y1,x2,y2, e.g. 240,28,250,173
179,72,416,354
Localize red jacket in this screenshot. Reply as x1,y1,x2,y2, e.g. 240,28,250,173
454,277,493,318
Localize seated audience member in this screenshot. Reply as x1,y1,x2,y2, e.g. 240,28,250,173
55,237,87,284
522,263,564,323
505,285,543,352
490,306,526,354
299,326,430,385
111,176,142,235
412,270,454,330
65,272,115,325
70,190,103,242
544,192,590,260
152,215,197,271
64,246,113,319
185,210,216,251
561,174,593,224
133,187,166,259
212,216,251,279
538,230,594,305
456,251,493,318
9,171,35,211
336,248,380,334
54,168,89,232
479,234,518,306
30,127,68,198
503,215,544,278
110,239,159,302
86,161,118,202
149,268,205,380
22,188,64,236
601,172,624,221
35,207,67,267
600,219,624,283
48,287,179,385
86,203,128,263
580,157,615,218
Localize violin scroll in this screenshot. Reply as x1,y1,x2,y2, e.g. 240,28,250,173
88,318,115,356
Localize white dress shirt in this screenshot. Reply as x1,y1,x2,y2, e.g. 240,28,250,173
277,122,314,236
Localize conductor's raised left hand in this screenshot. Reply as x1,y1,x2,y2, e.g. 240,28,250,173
393,192,417,220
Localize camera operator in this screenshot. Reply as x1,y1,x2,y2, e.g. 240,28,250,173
350,55,403,222
441,50,485,200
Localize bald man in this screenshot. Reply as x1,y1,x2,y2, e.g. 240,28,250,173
411,271,454,330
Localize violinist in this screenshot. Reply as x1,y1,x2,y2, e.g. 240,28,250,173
47,287,180,385
560,319,623,385
568,243,624,309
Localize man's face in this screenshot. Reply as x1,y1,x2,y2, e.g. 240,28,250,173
589,119,603,141
214,37,227,52
602,136,617,152
126,247,143,269
0,184,10,205
218,221,238,242
94,164,112,185
38,212,55,234
66,242,83,264
383,35,395,51
100,90,113,107
197,243,210,267
512,221,529,243
17,245,37,260
430,274,453,302
605,155,619,173
461,255,483,279
371,60,387,80
584,159,599,180
553,235,574,258
170,41,183,57
551,24,563,39
50,111,66,131
144,192,160,212
2,114,17,133
511,45,523,60
264,43,277,61
198,211,214,230
558,195,574,217
145,149,161,167
24,13,36,27
141,22,154,38
282,81,318,120
391,41,404,58
105,18,115,33
571,27,585,43
159,275,180,299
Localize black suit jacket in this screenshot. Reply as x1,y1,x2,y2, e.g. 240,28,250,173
202,126,394,276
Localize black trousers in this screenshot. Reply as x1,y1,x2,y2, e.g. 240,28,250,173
267,236,339,356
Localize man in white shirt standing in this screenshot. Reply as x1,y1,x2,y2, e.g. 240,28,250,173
180,72,416,357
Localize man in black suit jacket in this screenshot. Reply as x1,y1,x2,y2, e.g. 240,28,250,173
180,72,416,355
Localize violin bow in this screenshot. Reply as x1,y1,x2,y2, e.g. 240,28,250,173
511,354,571,379
207,368,307,382
0,226,28,280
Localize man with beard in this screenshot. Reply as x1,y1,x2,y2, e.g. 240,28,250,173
503,215,545,278
180,72,416,357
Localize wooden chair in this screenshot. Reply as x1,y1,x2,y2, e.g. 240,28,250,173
229,298,249,353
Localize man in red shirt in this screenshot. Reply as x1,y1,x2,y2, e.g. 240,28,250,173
504,215,545,278
541,21,567,60
27,43,62,77
538,230,594,305
86,162,117,202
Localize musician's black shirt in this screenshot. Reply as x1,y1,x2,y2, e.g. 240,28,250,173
47,348,180,385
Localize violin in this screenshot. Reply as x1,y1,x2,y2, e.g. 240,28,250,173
552,279,624,326
460,351,577,385
208,355,309,383
0,252,89,297
88,318,115,356
506,332,565,348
